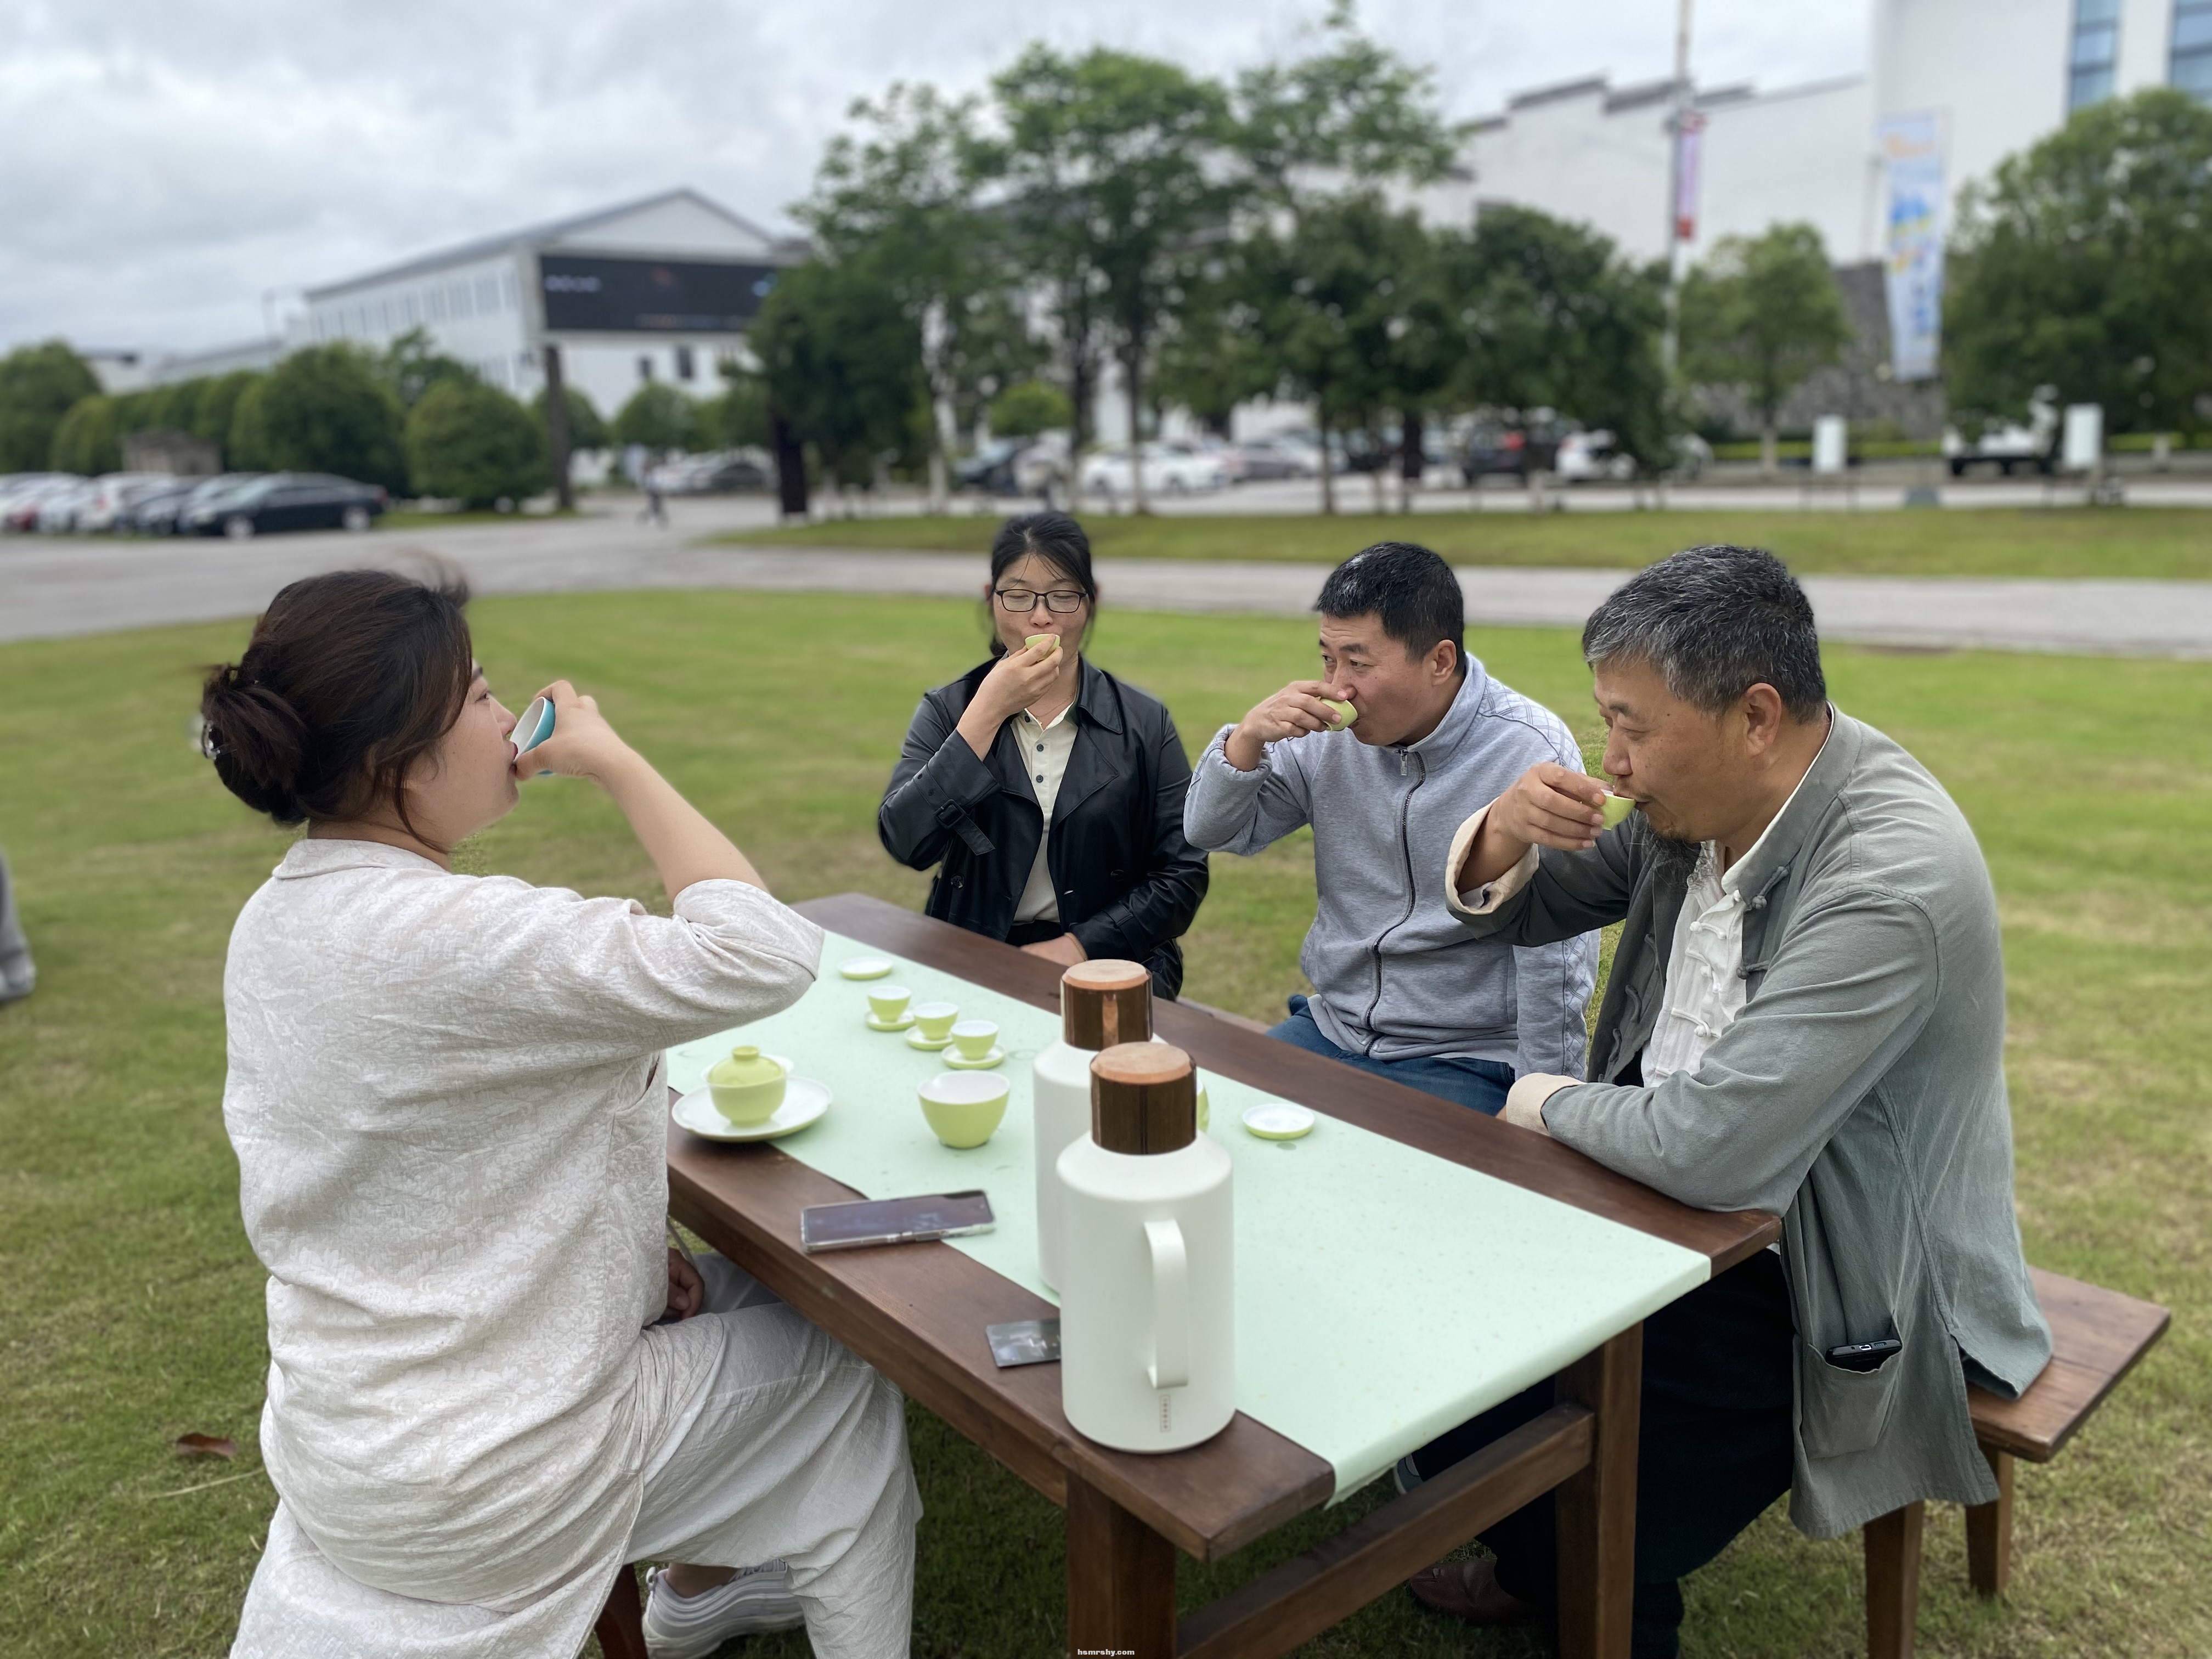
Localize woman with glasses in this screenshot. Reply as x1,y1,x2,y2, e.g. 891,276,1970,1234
878,512,1208,997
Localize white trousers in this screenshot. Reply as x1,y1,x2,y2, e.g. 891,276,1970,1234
232,1256,919,1659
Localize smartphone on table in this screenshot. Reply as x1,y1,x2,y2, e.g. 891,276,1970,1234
799,1190,995,1253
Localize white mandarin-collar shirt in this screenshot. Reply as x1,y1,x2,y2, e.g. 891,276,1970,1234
1013,701,1080,923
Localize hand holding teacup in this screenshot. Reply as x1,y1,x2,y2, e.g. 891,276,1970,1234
1223,680,1355,771
1488,761,1616,853
510,679,631,785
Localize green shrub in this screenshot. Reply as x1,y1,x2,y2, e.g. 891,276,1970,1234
612,381,701,452
194,371,261,459
528,385,609,452
404,379,549,506
0,341,100,472
253,346,407,490
48,395,120,474
988,379,1071,438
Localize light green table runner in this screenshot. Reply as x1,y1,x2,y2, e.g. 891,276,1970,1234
670,932,1707,1498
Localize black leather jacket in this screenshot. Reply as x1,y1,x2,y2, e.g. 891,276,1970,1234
877,658,1209,998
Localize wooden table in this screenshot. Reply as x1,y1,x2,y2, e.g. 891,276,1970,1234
666,895,1780,1657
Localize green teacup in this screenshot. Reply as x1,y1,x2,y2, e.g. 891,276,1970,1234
707,1045,787,1126
1025,633,1059,653
866,985,911,1022
1321,698,1356,727
949,1019,998,1061
912,1001,960,1042
918,1073,1010,1148
1599,792,1637,830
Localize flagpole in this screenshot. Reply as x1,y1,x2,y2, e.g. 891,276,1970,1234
1661,0,1696,378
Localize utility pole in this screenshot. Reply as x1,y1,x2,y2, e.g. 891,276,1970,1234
1660,0,1697,378
542,343,574,513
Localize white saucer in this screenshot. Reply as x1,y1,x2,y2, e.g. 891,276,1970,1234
1242,1101,1317,1141
865,1011,916,1031
838,955,894,980
907,1026,956,1051
941,1045,1007,1070
672,1077,831,1142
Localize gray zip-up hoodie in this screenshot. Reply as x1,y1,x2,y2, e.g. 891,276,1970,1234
1183,659,1595,1075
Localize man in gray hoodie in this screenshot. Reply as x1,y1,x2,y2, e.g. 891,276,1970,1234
1181,542,1596,1113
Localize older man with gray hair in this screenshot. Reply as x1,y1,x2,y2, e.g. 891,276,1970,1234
1398,545,2050,1659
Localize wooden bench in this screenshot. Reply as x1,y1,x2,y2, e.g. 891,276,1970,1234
1864,1267,2170,1659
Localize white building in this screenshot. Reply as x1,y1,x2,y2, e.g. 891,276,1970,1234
296,188,803,421
1451,0,2197,267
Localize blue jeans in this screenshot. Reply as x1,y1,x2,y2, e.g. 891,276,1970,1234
1266,995,1513,1115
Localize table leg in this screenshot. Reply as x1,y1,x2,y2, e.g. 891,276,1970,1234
1554,1324,1643,1659
1865,1500,1925,1659
1066,1474,1176,1659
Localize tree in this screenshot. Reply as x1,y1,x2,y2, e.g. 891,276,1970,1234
253,346,408,489
1948,87,2212,436
751,257,927,496
989,379,1074,438
983,47,1231,512
0,341,100,472
1679,222,1849,473
530,385,609,452
1227,9,1466,506
376,327,480,409
405,380,548,506
1452,205,1671,475
195,371,261,458
802,83,1038,507
49,395,120,474
612,382,701,453
698,369,769,451
227,379,274,471
1228,192,1420,513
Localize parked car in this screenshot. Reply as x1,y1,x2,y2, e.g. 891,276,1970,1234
131,474,258,534
0,475,81,531
1079,442,1229,496
1555,431,1638,484
1460,421,1564,482
187,474,386,537
33,477,106,533
1183,434,1248,483
651,451,770,494
1232,436,1319,480
1944,399,2058,477
74,474,173,534
1667,433,1713,481
957,438,1039,495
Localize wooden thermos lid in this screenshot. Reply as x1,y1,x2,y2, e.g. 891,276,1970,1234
1060,959,1151,1051
1090,1042,1197,1155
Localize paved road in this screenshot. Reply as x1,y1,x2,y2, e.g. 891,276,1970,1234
7,500,2212,657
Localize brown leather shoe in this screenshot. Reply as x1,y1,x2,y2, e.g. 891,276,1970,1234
1406,1555,1538,1624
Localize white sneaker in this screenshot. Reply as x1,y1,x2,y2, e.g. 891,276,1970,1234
641,1562,805,1657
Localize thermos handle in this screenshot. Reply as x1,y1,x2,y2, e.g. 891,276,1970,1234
1144,1218,1189,1391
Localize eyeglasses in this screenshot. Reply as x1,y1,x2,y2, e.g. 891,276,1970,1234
994,588,1088,614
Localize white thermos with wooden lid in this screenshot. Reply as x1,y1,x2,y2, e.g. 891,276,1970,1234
1032,960,1152,1289
1058,1041,1235,1452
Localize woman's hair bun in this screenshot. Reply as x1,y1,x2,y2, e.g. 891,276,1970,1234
200,662,311,824
198,568,475,836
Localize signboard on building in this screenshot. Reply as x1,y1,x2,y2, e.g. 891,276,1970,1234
1877,111,1946,382
538,254,779,335
1673,111,1707,242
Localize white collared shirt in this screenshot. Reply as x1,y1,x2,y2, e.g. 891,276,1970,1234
1643,727,1827,1085
1013,701,1080,922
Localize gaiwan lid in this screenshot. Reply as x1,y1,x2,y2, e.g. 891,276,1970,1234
707,1045,781,1087
1061,959,1151,1051
1088,1041,1196,1155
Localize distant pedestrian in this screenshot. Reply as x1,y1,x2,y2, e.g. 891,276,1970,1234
639,463,668,528
0,848,33,1004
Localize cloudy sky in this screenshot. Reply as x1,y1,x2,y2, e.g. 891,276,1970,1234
1,0,1865,357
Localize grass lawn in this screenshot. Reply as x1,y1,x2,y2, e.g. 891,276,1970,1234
2,591,2207,1657
713,507,2212,582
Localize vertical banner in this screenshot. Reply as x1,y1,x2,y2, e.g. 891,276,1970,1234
1877,110,1947,381
1673,111,1707,242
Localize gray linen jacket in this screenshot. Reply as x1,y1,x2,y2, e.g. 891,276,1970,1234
1449,711,2051,1538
